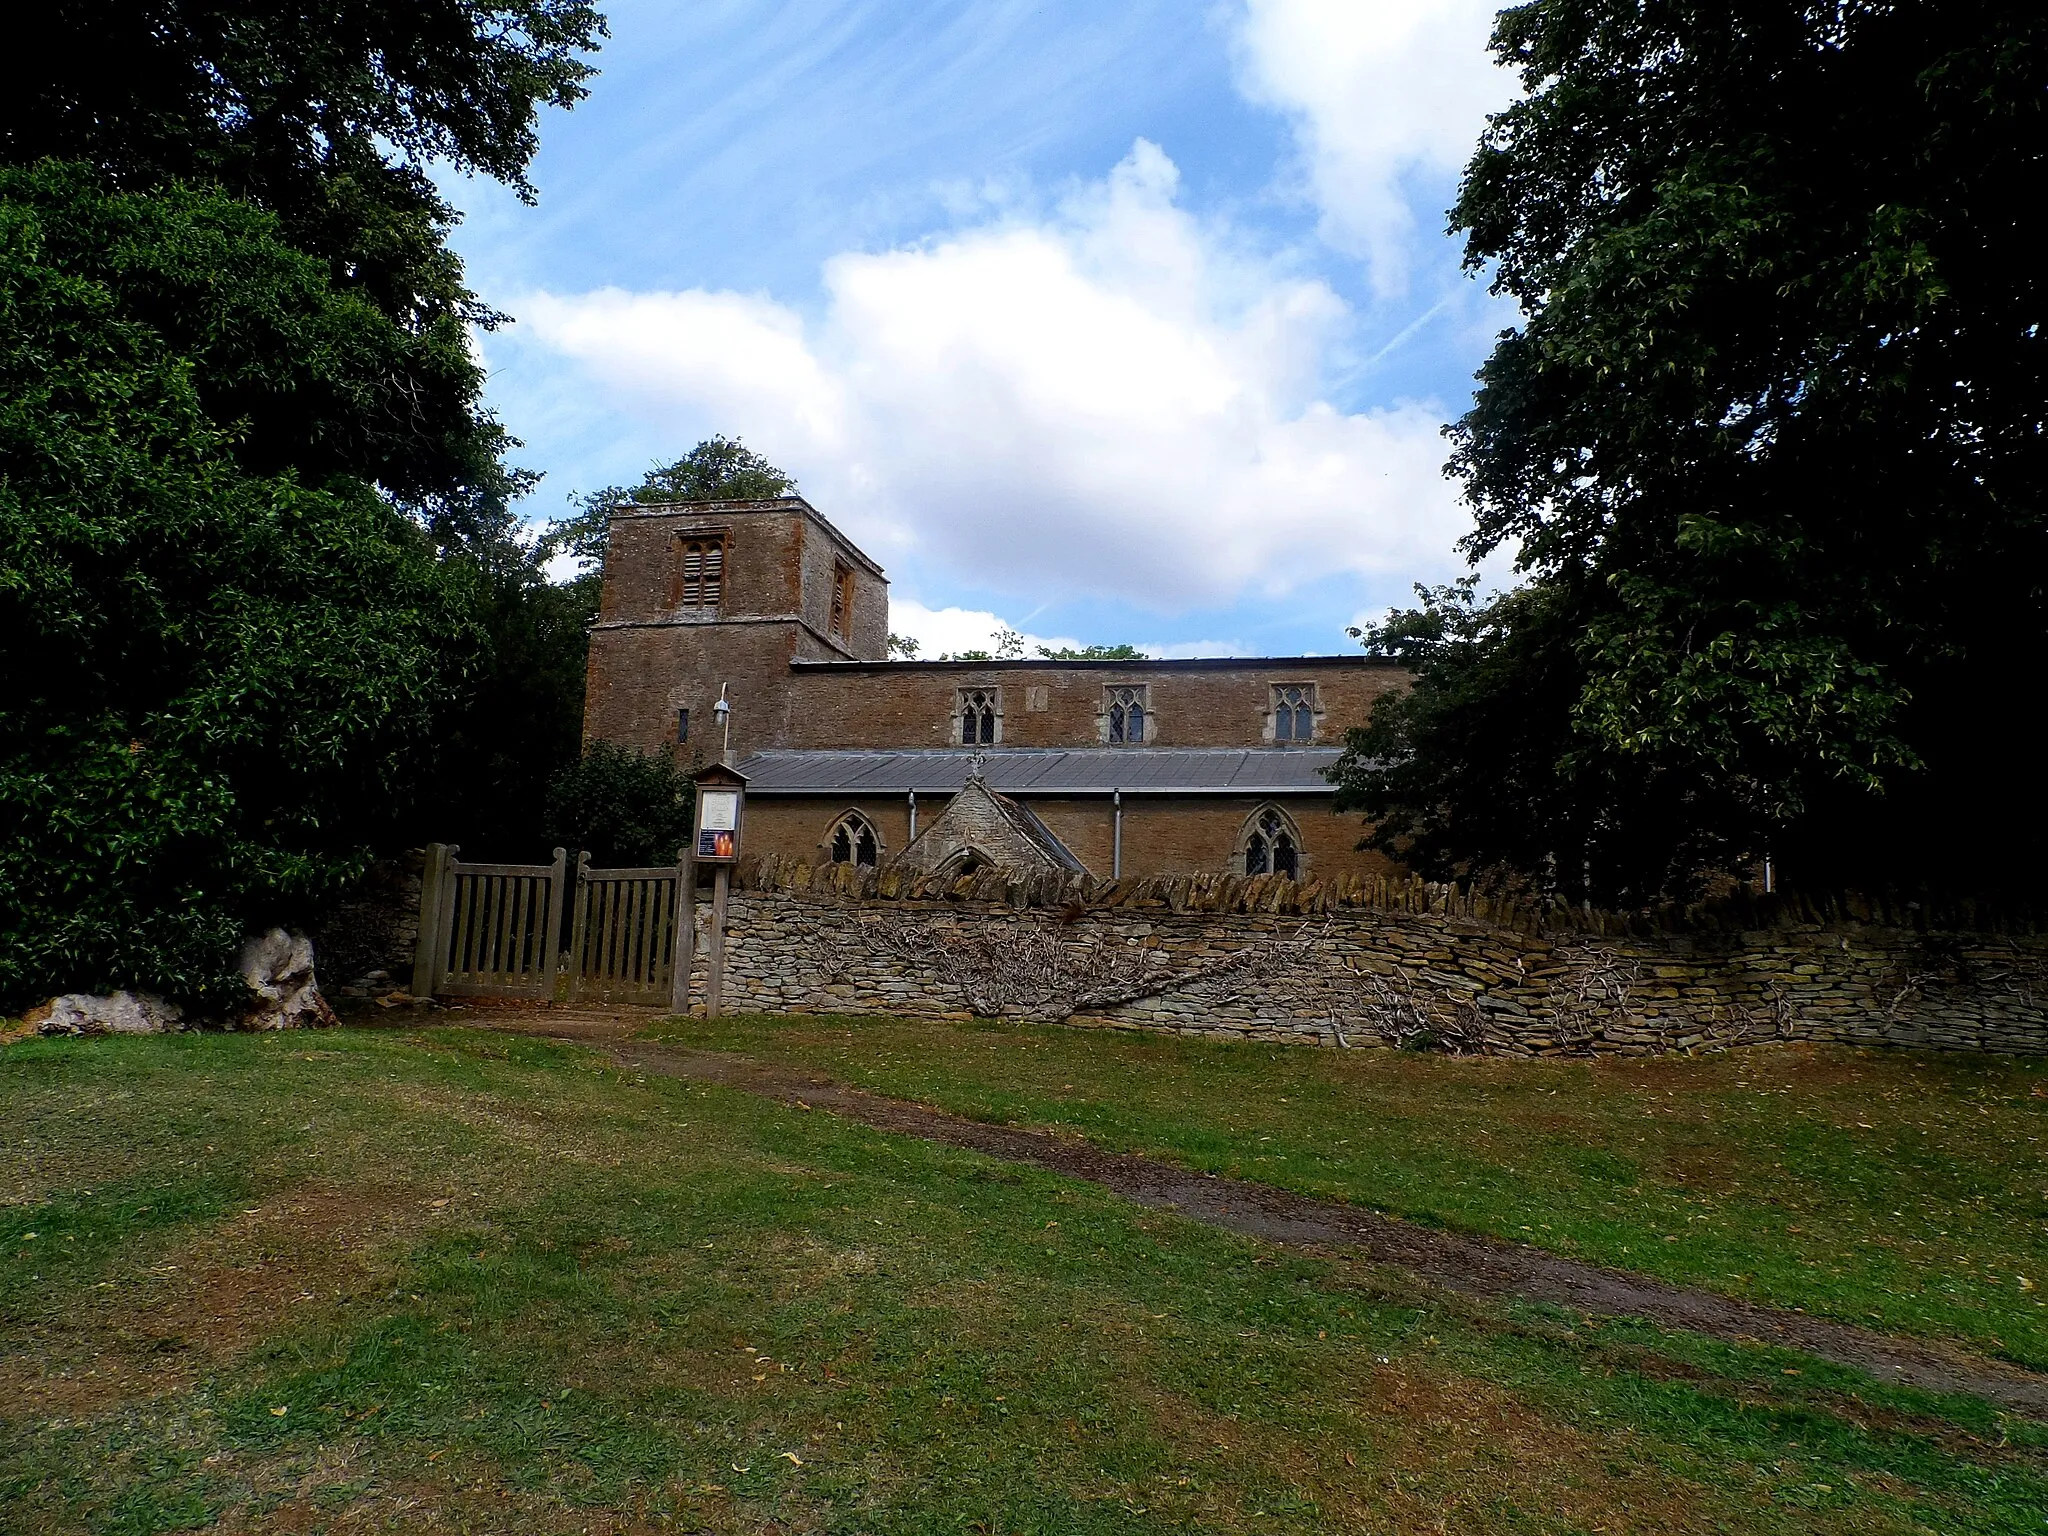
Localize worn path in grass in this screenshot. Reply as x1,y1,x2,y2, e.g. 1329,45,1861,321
482,1006,2048,1418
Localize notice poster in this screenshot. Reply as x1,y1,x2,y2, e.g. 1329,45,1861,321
696,790,740,860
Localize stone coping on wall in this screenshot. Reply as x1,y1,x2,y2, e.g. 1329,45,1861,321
733,853,2041,940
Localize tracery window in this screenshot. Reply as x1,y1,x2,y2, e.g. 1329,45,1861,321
1243,806,1300,879
669,533,726,610
1105,686,1149,745
958,687,1000,745
1272,683,1316,742
828,811,879,867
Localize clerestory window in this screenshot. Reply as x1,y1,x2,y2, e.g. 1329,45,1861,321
669,533,726,611
1243,806,1300,879
957,687,1000,745
1105,686,1149,745
1271,683,1317,742
828,811,879,867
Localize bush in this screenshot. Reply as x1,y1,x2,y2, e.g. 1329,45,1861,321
544,744,694,867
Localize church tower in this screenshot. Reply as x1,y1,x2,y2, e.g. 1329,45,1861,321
581,497,889,761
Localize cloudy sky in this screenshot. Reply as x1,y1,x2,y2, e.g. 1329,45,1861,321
447,0,1519,657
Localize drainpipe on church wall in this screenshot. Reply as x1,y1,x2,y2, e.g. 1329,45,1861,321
907,789,917,842
1113,790,1122,878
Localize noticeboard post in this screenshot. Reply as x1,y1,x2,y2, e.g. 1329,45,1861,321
686,764,748,1016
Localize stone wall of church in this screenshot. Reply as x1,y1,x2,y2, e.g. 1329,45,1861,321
675,857,2048,1057
774,657,1406,750
740,793,1402,881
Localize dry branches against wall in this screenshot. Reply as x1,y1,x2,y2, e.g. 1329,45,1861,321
733,893,2044,1056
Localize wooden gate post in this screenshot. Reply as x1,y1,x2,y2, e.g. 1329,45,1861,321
542,846,568,1002
706,865,729,1018
410,843,451,998
669,847,695,1015
565,851,591,1004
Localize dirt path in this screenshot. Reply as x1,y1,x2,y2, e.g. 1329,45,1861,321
467,1007,2048,1417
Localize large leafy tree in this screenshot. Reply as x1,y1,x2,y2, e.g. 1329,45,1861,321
3,0,603,542
1338,0,2047,902
1,2,606,1004
0,168,475,1008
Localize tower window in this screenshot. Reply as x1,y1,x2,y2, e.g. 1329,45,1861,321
828,811,879,867
1105,685,1149,745
1272,683,1316,742
830,561,855,640
958,688,1000,745
1243,806,1300,879
677,708,689,743
669,533,726,610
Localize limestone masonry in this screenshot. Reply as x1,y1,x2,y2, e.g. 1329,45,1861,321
582,496,1409,880
677,857,2048,1057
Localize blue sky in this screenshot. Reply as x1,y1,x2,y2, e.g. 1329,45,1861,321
445,0,1518,657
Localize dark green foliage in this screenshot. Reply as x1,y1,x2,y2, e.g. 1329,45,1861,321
0,168,474,1009
0,3,608,1003
543,743,694,867
2,0,606,546
543,436,796,572
1341,0,2048,902
1036,644,1147,660
424,556,601,862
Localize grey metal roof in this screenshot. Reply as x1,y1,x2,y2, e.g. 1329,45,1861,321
736,747,1343,796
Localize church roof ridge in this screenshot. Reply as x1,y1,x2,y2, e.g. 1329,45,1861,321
791,654,1402,671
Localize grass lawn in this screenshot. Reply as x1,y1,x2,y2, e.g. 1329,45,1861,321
0,1022,2042,1533
651,1014,2048,1374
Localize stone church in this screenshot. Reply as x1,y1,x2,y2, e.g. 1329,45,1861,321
582,496,1409,880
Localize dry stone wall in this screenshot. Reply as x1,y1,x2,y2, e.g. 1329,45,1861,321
680,855,2048,1057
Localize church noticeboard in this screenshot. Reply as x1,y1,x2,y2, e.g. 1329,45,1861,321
695,788,741,862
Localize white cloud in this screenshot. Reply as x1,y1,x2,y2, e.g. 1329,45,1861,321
1233,0,1513,291
516,140,1466,613
885,599,1087,659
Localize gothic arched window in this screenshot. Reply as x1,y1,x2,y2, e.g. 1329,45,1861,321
958,688,999,745
1271,683,1316,742
1242,806,1300,880
1106,685,1148,745
828,811,879,867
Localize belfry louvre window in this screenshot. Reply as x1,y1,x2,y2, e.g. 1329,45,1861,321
828,811,879,867
669,533,726,610
958,688,1000,745
830,562,855,640
1244,807,1300,879
1106,686,1148,745
1272,683,1316,742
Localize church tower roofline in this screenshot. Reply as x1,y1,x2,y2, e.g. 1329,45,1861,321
606,496,886,579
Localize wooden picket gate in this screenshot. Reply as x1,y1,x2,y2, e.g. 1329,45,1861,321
410,843,692,1006
565,853,687,1005
409,845,567,1000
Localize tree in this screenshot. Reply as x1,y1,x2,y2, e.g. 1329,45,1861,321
4,0,606,546
1037,643,1146,660
1339,0,2048,902
0,2,606,1004
544,743,693,867
543,437,796,573
0,168,474,1009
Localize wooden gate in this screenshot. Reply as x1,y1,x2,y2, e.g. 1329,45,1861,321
566,852,692,1004
410,844,567,1000
413,845,694,1007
